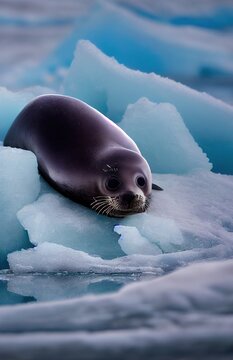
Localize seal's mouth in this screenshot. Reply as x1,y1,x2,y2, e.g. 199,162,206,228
90,195,150,217
108,208,144,218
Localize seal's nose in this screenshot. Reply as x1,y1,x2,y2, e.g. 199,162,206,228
121,191,136,207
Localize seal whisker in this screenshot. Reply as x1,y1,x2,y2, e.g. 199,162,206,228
97,202,112,215
90,196,110,204
105,202,114,213
106,205,115,216
91,201,105,209
92,201,110,211
93,198,112,210
144,198,150,211
91,198,109,205
102,204,112,216
91,198,108,206
101,198,117,216
90,196,111,205
103,205,111,215
101,203,113,216
91,202,108,211
114,201,121,210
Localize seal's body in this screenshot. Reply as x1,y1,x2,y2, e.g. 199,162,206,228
4,95,154,217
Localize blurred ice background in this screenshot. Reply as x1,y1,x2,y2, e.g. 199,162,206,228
1,0,233,103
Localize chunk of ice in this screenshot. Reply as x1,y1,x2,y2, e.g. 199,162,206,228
0,146,40,268
17,193,124,260
8,242,162,274
120,98,212,173
115,214,184,255
63,40,233,174
115,225,162,255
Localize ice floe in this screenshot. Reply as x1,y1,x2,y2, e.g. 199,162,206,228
63,40,233,174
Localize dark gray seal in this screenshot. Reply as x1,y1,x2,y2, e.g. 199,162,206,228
4,95,162,217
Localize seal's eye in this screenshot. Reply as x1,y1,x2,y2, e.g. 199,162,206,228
136,176,146,187
106,177,120,191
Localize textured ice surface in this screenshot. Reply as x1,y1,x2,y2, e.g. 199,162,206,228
8,242,162,275
0,260,233,359
115,217,183,256
8,171,233,274
120,98,212,173
63,40,233,174
17,193,124,260
0,147,40,268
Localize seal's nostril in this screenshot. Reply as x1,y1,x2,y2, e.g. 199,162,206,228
121,191,136,204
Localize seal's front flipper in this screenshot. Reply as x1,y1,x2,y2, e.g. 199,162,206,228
152,183,163,191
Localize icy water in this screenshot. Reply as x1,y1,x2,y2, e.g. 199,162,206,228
0,1,233,359
0,271,149,305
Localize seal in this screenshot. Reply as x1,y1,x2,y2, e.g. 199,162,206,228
4,95,162,217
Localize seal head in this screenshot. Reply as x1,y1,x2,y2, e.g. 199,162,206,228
90,148,152,217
